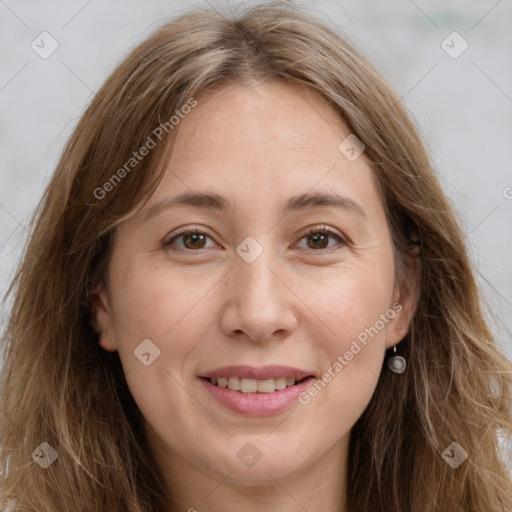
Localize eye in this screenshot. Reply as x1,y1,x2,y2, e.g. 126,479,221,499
163,227,218,251
294,225,347,252
162,224,348,253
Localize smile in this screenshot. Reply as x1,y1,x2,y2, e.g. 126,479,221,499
207,376,308,394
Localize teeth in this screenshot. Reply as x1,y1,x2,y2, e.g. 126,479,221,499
240,378,258,393
274,377,287,390
228,377,241,391
256,379,275,393
211,376,300,393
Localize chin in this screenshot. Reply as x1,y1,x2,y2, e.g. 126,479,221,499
209,449,307,484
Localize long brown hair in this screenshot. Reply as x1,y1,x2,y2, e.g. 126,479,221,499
1,2,511,510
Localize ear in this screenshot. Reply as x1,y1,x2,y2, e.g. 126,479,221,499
385,251,421,349
89,282,118,352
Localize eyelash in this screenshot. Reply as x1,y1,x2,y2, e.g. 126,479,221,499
162,225,348,254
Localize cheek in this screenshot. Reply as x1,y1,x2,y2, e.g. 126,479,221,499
112,251,211,333
108,258,216,380
110,268,215,430
299,257,395,419
307,256,395,353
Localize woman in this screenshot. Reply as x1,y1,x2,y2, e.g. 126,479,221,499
1,2,511,511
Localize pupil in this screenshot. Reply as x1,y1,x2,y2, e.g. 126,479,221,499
309,232,328,249
184,232,205,249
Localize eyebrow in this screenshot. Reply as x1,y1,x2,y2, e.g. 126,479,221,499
142,190,367,222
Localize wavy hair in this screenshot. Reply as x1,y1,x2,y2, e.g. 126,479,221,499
1,2,511,510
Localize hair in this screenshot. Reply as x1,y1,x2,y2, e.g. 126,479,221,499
1,1,511,511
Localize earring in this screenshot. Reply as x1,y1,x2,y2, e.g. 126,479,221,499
387,345,406,374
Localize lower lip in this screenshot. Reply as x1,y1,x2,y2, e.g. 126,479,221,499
200,377,316,416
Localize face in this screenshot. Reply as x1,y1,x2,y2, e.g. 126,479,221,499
92,81,417,489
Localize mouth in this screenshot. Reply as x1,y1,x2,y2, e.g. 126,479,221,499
200,375,312,394
199,370,317,416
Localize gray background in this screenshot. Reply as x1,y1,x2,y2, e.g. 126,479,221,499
1,0,511,361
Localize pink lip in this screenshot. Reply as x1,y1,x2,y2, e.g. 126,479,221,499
200,365,315,381
199,375,316,416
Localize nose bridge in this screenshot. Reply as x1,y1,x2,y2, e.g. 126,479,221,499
221,234,296,341
234,235,280,306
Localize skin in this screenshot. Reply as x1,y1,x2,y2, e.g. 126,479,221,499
91,80,419,512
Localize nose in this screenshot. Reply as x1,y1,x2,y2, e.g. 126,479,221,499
218,242,298,344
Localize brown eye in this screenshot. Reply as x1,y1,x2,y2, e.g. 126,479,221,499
306,232,330,249
296,226,347,252
163,229,215,251
163,225,347,254
181,232,207,250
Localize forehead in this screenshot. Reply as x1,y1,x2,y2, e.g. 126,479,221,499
132,80,384,227
171,80,350,162
157,81,376,193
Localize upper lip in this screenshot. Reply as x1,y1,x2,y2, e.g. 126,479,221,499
200,365,315,381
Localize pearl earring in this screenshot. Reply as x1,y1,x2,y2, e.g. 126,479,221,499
387,345,406,374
